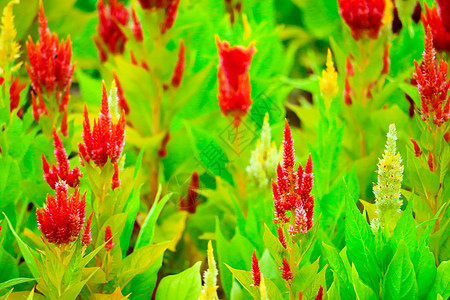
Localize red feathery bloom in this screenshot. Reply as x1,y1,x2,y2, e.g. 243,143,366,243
180,172,200,214
105,225,114,251
171,40,185,88
81,212,94,247
37,181,86,245
26,0,74,100
278,226,287,249
422,4,450,52
280,257,293,281
131,8,143,42
381,44,390,75
337,0,385,40
251,250,261,287
96,0,129,62
216,37,256,128
344,78,353,105
272,121,314,235
9,76,26,112
79,82,126,168
113,72,130,114
436,0,450,31
42,128,82,189
112,163,120,190
413,27,450,127
428,152,434,172
444,132,450,143
158,132,170,157
315,286,324,300
410,138,422,157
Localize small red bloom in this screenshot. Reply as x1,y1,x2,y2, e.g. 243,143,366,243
444,132,450,143
131,8,143,42
79,82,126,168
42,128,82,189
315,286,324,300
26,0,74,100
37,181,86,245
413,27,450,127
251,250,261,287
337,0,385,40
158,132,170,157
105,225,114,251
160,0,181,34
278,226,287,249
171,40,185,88
428,152,434,172
410,138,422,157
422,4,450,52
344,78,353,106
113,72,130,114
346,57,354,77
81,212,94,247
112,163,120,190
180,172,200,214
96,0,129,62
9,75,26,113
381,44,390,75
280,257,293,281
216,37,256,128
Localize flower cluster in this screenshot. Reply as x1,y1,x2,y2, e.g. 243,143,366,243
413,27,450,127
272,120,314,236
337,0,385,40
37,181,87,245
246,113,279,187
371,124,404,232
318,49,338,101
79,81,126,169
137,0,181,33
198,241,219,300
216,37,256,128
422,3,450,53
0,0,21,74
179,172,200,214
42,128,82,189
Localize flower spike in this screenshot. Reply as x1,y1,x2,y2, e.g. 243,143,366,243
105,225,114,251
280,257,293,281
81,212,94,247
251,250,261,287
171,40,185,88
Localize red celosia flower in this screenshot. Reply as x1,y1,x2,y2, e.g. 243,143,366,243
9,75,26,112
160,0,181,34
216,37,256,128
37,181,86,245
131,8,143,42
42,128,82,189
422,4,450,52
337,0,385,40
180,171,200,214
272,120,314,235
31,91,47,121
105,225,114,251
278,226,287,249
26,0,74,100
113,72,130,114
315,286,324,300
412,1,422,24
158,132,170,157
381,44,390,75
436,0,450,31
79,82,126,168
344,78,353,105
251,250,261,287
392,7,402,34
428,152,434,172
280,257,293,281
410,138,422,157
112,163,120,190
96,0,129,62
81,212,94,247
413,27,450,127
171,40,185,88
445,132,450,143
346,57,354,77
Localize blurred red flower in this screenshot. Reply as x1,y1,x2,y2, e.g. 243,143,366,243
422,3,450,52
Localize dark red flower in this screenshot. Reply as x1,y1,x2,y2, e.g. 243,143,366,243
96,0,129,62
216,37,256,128
171,40,185,88
413,27,450,127
105,225,114,251
37,181,86,245
179,171,199,214
278,226,287,249
344,78,353,105
337,0,385,40
81,212,94,247
112,163,120,190
158,132,170,157
9,75,26,112
280,257,293,281
392,7,402,34
412,1,422,24
42,128,82,189
410,138,422,157
131,8,143,42
251,250,261,287
160,0,181,34
422,3,450,52
79,81,126,168
315,286,324,300
436,0,450,31
26,0,74,100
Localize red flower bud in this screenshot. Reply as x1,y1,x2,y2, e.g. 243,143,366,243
160,0,181,34
113,72,130,114
315,286,324,300
158,132,170,157
9,76,26,113
251,250,261,287
346,57,354,77
344,78,353,106
280,257,293,281
381,44,390,75
180,172,200,214
278,226,287,249
105,225,114,251
82,212,94,247
412,1,422,24
428,152,434,172
392,7,402,34
410,138,422,157
171,40,185,88
131,8,143,42
444,131,450,143
112,163,121,190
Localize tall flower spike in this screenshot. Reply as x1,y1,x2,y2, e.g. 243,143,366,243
0,0,21,73
179,171,200,214
198,241,219,300
280,257,293,281
371,124,404,232
216,37,256,128
251,250,261,287
37,181,87,245
42,128,82,189
422,3,450,52
171,40,185,88
113,72,130,114
26,0,74,100
413,26,450,127
79,81,126,168
337,0,386,40
318,49,338,101
246,113,280,187
81,212,93,247
410,138,422,157
105,225,114,251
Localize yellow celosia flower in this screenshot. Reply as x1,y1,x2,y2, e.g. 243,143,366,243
246,113,280,187
0,0,21,73
371,124,404,233
318,49,338,102
198,241,218,300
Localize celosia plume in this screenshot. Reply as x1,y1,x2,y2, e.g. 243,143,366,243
251,250,261,287
37,181,86,245
337,0,386,40
278,226,287,249
9,75,25,112
422,3,450,52
179,171,199,214
79,81,126,169
318,49,338,101
42,128,82,189
81,212,93,247
112,72,130,114
105,225,114,251
280,257,293,281
198,241,219,300
428,152,434,172
413,27,450,127
410,138,422,157
171,40,185,88
0,0,21,73
315,286,324,300
131,8,143,42
216,37,256,128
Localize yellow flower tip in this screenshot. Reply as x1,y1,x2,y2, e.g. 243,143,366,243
0,0,21,72
319,48,339,101
199,241,219,300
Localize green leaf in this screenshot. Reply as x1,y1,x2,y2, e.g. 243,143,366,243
383,240,418,300
155,261,202,300
323,242,355,299
0,278,35,291
390,198,418,262
292,257,320,294
262,224,287,266
432,261,449,300
351,264,378,300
